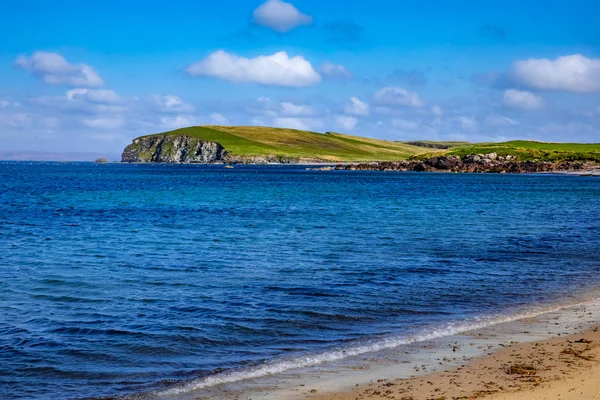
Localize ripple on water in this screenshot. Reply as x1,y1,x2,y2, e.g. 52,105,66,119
0,163,599,399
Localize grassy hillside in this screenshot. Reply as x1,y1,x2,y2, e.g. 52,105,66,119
142,126,431,162
137,127,600,163
442,141,600,162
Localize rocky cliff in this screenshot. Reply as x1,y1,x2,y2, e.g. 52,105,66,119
121,135,228,163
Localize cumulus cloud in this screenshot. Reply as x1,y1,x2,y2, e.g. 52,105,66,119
373,87,424,107
453,116,478,131
320,62,352,78
344,97,369,116
247,96,279,116
272,117,323,131
16,52,104,87
280,102,315,116
503,89,545,110
486,115,519,126
0,113,33,129
67,88,122,104
509,54,600,93
209,113,229,125
32,89,127,114
0,100,20,108
149,94,194,113
335,115,358,130
159,115,200,130
82,117,124,129
252,0,312,32
187,51,321,87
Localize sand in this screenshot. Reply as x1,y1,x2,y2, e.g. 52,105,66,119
306,327,600,400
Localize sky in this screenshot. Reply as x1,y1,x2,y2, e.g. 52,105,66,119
1,0,600,156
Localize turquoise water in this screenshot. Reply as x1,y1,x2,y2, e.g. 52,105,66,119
1,162,599,399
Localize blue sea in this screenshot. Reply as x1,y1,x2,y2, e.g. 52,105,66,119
1,162,599,400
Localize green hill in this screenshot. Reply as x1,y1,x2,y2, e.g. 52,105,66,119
128,126,600,164
139,125,432,162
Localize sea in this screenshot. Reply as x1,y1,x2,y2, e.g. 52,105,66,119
1,162,599,399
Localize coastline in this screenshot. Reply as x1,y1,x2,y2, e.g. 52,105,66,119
309,326,600,400
143,293,600,400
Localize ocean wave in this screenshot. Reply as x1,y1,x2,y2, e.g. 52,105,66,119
156,299,596,397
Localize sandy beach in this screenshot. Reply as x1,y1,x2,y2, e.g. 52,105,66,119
306,327,600,400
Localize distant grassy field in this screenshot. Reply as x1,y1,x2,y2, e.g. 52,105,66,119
142,126,431,162
402,140,471,149
443,141,600,162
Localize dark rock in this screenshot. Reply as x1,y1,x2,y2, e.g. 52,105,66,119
332,154,599,174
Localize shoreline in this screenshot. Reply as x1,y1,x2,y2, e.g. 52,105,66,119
6,159,600,176
243,297,600,400
309,327,600,400
142,294,600,400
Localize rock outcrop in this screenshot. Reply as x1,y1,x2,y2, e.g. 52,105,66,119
121,135,228,163
333,153,599,173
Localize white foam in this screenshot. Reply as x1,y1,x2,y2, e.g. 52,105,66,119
157,298,598,397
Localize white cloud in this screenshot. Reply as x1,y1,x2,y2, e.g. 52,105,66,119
280,102,315,116
149,94,194,113
0,100,9,108
32,89,128,115
209,113,229,125
16,52,103,87
509,54,600,93
187,50,321,87
67,88,122,104
82,117,124,129
272,117,324,131
0,113,33,129
247,97,279,116
252,0,312,32
432,105,443,117
335,115,358,130
503,89,545,110
454,116,478,131
273,117,310,130
320,62,352,78
486,115,519,126
344,97,369,117
159,115,200,130
373,87,423,107
392,118,420,130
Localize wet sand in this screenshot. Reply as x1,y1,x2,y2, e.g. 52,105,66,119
307,327,600,400
162,297,600,400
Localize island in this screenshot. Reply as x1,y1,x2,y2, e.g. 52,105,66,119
121,125,600,173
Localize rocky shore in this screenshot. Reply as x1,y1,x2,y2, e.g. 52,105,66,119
329,153,600,174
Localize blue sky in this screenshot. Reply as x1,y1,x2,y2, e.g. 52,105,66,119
1,0,599,155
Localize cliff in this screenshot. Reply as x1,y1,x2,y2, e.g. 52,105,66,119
121,135,227,163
